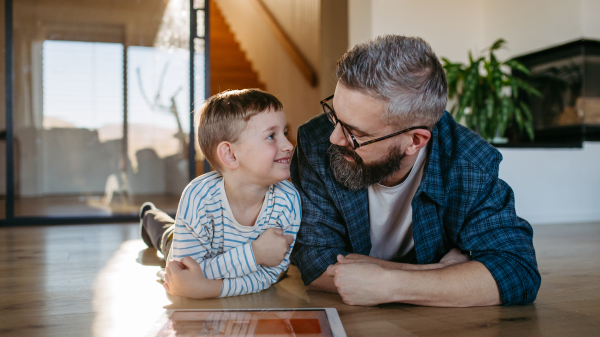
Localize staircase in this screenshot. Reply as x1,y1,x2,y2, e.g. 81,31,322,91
210,0,265,95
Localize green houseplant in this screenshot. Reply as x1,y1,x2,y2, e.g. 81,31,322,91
442,39,542,142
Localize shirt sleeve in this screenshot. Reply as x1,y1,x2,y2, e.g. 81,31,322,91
458,174,541,305
289,133,352,286
171,209,261,280
218,187,301,297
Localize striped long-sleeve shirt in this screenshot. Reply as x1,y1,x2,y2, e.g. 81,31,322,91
169,171,301,297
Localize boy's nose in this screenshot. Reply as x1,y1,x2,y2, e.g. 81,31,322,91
329,123,349,147
282,136,294,152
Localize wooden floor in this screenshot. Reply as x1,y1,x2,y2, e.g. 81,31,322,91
0,222,599,337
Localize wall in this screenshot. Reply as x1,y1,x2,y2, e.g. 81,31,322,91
498,143,600,225
351,0,600,61
214,0,348,142
483,0,584,58
350,0,484,63
582,0,600,40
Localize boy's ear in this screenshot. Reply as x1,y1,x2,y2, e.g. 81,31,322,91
216,141,239,170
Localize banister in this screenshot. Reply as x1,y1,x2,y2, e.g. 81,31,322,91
249,0,318,87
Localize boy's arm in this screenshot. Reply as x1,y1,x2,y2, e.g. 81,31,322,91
219,188,301,297
163,257,223,299
171,215,258,280
178,227,292,281
165,228,296,299
220,229,297,297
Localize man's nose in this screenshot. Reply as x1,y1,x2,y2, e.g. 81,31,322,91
330,123,349,147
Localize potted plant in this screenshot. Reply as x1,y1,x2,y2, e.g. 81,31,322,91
442,39,542,142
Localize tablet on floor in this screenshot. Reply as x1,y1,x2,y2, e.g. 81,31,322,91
144,308,347,337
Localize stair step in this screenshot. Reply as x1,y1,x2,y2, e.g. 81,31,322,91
209,0,263,96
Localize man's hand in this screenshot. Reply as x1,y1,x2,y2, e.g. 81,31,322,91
326,262,391,306
439,248,471,267
251,228,294,267
163,256,222,299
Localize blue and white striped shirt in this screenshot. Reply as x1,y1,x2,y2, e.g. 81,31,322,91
169,171,301,297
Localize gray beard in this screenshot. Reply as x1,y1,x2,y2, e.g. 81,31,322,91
328,144,405,190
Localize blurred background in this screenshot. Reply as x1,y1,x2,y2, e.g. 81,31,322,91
0,0,598,225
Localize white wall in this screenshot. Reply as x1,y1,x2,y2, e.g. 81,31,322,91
351,0,600,60
582,0,600,40
350,0,484,63
483,0,584,58
498,143,600,225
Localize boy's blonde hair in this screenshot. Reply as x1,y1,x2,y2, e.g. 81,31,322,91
197,89,283,172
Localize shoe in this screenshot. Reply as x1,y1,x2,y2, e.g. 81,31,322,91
139,202,157,247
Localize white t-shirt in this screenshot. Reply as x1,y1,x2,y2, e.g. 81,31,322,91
368,147,427,262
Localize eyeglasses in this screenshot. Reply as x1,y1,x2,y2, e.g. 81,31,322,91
320,95,429,150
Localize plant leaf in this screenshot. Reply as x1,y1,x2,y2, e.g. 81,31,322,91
504,59,530,75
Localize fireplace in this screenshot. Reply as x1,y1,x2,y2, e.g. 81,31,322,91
514,39,600,144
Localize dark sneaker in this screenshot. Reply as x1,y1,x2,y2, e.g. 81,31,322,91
139,202,157,247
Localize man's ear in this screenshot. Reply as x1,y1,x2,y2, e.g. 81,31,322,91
404,129,431,156
216,141,239,170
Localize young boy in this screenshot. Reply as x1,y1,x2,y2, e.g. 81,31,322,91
140,89,300,299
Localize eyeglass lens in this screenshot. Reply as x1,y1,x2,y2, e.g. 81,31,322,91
322,104,355,148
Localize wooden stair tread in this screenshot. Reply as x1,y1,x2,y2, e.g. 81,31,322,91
209,0,263,96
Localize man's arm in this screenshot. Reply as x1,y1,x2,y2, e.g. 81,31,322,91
309,249,472,293
456,176,541,305
326,260,501,307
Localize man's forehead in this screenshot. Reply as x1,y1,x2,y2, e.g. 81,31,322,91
333,85,388,127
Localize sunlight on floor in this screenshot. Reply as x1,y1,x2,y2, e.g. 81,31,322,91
92,239,169,337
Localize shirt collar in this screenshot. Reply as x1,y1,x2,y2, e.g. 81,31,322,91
415,122,446,207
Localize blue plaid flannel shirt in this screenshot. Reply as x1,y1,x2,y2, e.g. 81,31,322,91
290,111,541,305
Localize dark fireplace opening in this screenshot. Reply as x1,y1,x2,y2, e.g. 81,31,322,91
510,39,600,147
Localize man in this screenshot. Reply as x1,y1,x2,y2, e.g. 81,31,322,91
290,35,540,307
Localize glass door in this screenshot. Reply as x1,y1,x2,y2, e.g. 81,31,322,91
2,0,208,223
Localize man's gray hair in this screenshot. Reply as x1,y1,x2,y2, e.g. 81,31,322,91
337,35,448,129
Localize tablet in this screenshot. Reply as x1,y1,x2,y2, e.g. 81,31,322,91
144,308,347,337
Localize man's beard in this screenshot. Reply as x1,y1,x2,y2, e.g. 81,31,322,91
328,144,405,190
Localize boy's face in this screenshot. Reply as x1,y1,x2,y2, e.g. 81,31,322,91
233,109,293,185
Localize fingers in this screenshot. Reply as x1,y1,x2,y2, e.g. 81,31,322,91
167,259,182,272
337,254,345,263
164,270,170,284
326,264,337,277
270,228,284,235
283,234,294,245
179,256,197,271
163,282,172,294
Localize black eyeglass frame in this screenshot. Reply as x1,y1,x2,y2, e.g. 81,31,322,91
320,95,429,149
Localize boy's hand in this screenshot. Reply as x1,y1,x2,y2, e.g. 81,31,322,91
251,228,294,267
163,256,221,298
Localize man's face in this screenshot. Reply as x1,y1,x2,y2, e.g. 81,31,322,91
328,84,410,190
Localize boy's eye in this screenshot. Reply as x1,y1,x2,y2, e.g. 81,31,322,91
267,133,275,140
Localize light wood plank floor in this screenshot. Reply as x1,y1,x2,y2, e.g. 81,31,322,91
0,222,599,336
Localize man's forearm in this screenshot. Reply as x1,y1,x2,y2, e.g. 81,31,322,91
386,261,501,307
309,259,457,293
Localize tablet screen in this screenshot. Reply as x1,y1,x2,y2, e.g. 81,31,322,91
156,309,334,336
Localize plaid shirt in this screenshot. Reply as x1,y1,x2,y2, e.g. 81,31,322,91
290,112,541,305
